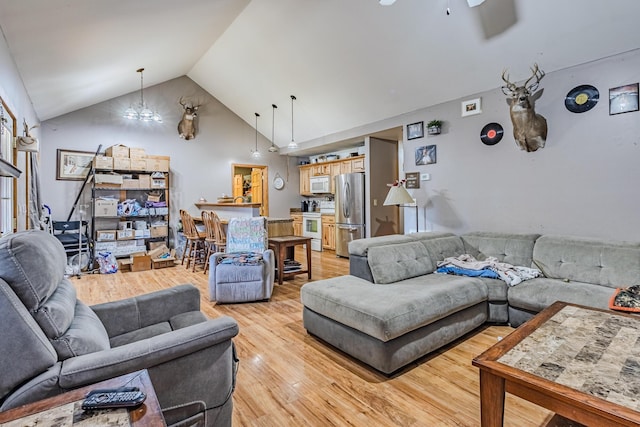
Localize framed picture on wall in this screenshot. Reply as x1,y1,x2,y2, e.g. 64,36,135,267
415,145,436,166
407,121,424,140
56,149,93,180
461,97,482,117
609,83,639,115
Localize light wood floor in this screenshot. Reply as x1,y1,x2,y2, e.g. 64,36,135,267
72,249,557,426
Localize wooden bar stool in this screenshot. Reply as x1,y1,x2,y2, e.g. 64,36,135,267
179,209,206,271
202,210,226,274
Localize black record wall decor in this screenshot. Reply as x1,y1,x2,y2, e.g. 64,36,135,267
565,85,599,113
480,122,504,146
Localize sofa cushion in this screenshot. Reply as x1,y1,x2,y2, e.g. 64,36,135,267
349,234,415,257
368,242,434,284
420,236,466,263
52,301,110,359
301,274,488,342
533,235,640,288
462,232,540,267
507,278,614,313
32,279,77,339
0,230,67,311
0,279,58,401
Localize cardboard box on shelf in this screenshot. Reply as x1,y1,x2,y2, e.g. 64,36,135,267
113,157,131,170
151,177,166,189
96,230,117,241
129,147,147,159
150,224,168,237
105,144,129,158
117,229,135,240
138,175,151,188
118,221,133,230
95,174,123,185
130,158,147,171
146,158,169,172
122,179,139,189
93,156,113,170
95,199,118,217
147,192,162,202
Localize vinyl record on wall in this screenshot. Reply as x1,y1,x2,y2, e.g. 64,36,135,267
480,122,504,146
565,85,599,113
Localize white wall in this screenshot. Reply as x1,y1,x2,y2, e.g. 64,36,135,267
401,49,640,241
40,76,301,232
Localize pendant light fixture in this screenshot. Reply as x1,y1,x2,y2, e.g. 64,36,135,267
251,112,261,159
123,68,162,123
288,95,298,149
268,103,279,152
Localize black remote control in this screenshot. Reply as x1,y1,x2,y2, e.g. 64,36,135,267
81,388,146,410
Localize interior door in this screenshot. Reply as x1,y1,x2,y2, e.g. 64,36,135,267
251,168,264,215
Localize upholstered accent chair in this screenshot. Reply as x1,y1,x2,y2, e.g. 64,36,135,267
208,217,275,303
0,230,239,427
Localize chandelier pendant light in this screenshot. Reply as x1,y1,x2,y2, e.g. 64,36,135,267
288,95,298,149
251,112,261,159
268,104,279,152
123,68,162,123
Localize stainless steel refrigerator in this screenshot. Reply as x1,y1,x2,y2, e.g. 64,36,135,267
335,173,366,258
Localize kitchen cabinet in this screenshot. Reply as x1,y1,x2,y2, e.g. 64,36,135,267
322,214,336,250
299,168,311,196
330,163,341,194
351,157,365,172
299,155,365,196
291,213,303,236
92,156,170,259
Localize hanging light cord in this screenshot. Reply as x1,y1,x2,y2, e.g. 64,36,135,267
137,68,145,106
271,104,277,150
290,95,296,143
255,112,260,150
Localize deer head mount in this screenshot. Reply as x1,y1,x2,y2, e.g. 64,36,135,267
178,97,199,140
501,63,548,152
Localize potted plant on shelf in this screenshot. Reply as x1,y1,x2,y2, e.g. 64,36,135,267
427,120,443,135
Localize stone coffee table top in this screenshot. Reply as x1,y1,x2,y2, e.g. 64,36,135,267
498,305,640,410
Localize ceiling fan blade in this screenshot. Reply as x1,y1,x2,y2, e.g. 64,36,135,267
467,0,485,7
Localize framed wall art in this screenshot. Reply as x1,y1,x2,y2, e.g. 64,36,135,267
407,121,424,140
415,145,436,166
461,97,482,117
405,172,420,189
56,149,93,180
609,83,639,115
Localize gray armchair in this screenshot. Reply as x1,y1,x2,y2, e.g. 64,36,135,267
208,217,275,303
0,230,239,427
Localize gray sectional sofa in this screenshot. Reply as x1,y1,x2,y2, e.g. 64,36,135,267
301,231,640,374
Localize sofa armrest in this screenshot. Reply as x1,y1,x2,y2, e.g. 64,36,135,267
59,315,238,388
91,284,201,337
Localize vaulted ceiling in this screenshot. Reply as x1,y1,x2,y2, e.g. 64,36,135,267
1,0,639,152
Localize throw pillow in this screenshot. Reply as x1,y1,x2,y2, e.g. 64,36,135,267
609,285,640,312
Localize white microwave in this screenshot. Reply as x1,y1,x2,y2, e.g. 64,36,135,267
310,175,330,194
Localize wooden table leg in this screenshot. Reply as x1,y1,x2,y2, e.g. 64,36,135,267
277,243,285,286
479,370,505,427
306,239,312,280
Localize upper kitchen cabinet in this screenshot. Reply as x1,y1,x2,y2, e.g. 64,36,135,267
299,155,365,195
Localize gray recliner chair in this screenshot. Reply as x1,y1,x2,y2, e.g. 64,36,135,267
208,217,275,303
0,230,239,427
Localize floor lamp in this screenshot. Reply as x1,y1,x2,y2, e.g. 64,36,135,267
383,182,419,233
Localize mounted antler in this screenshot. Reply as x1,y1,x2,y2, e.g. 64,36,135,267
501,63,548,152
178,97,200,140
523,63,545,92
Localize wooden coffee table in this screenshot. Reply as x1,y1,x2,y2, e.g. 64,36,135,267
473,302,640,427
0,370,165,426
